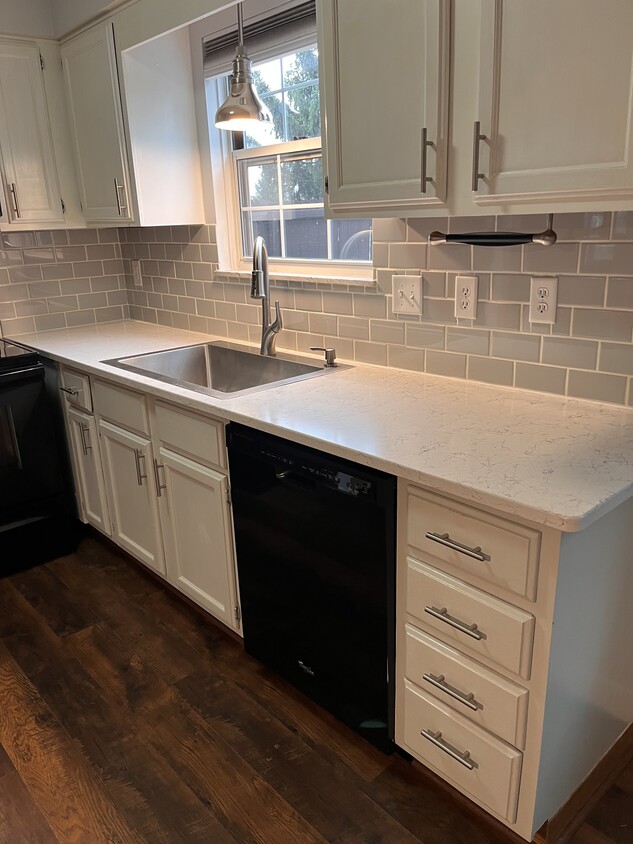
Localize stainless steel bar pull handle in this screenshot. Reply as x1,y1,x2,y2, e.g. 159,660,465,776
59,386,80,397
471,120,487,191
425,531,487,562
420,127,434,194
133,448,147,485
114,178,127,215
422,673,482,711
153,458,167,497
421,729,478,770
79,423,92,456
9,182,20,218
424,605,485,641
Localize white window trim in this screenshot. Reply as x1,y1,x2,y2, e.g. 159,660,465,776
205,76,374,285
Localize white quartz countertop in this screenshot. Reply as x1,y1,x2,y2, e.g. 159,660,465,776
10,320,633,532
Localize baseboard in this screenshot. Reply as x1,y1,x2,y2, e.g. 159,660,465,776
534,721,633,844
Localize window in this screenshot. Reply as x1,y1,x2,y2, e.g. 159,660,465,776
206,34,372,277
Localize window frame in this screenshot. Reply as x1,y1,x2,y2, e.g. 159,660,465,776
205,62,373,283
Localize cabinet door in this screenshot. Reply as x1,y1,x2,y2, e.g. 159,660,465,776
157,448,239,630
61,22,133,223
98,419,164,574
475,0,633,204
0,42,63,224
67,407,111,535
318,0,450,215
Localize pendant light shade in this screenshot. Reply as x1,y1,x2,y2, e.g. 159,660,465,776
215,3,273,133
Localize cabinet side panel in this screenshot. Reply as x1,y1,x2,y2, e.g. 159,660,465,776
533,496,633,827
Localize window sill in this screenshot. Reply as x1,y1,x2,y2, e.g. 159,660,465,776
214,265,375,289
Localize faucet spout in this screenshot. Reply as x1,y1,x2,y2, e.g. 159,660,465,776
251,235,282,356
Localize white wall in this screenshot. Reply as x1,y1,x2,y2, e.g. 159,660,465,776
50,0,123,37
0,0,53,37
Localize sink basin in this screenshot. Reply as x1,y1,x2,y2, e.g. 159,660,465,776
103,341,345,398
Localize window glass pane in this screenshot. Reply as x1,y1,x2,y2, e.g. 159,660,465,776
243,210,282,258
240,159,279,206
283,48,319,86
330,219,373,261
284,209,327,260
281,155,323,204
244,93,284,149
253,59,281,93
286,83,321,140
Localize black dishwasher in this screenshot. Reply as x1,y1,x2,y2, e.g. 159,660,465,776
227,423,396,752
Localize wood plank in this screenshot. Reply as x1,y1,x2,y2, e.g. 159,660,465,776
176,669,421,844
9,564,101,638
0,745,14,779
0,770,57,844
0,584,236,844
145,586,390,783
0,640,142,844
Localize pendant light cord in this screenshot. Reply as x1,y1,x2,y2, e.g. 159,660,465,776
237,2,244,48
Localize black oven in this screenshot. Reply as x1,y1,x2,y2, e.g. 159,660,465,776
0,339,79,571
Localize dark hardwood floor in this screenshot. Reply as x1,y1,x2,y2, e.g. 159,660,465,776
0,534,630,843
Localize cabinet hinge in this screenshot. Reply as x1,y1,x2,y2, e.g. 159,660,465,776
324,176,329,195
60,198,65,213
234,605,241,625
39,53,45,71
226,487,232,505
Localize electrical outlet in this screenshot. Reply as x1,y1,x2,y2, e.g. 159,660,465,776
529,276,558,324
392,274,423,315
132,259,143,289
454,275,478,319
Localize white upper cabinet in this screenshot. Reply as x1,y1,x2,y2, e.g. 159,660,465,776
0,41,64,225
317,0,450,217
473,0,633,206
61,21,133,224
318,0,633,217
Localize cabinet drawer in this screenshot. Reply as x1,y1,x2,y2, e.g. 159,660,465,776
404,624,529,748
401,680,522,823
154,401,225,470
93,379,149,436
407,486,541,600
406,557,535,678
60,367,92,412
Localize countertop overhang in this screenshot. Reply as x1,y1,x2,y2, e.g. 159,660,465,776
10,320,633,533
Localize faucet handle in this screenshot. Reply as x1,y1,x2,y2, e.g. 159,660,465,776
309,346,337,367
272,300,283,332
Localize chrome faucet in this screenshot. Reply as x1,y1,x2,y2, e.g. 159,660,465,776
251,236,282,356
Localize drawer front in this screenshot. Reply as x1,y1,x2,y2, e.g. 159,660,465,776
407,487,541,600
154,401,225,470
93,379,149,436
401,680,522,822
406,557,535,678
60,367,92,412
404,624,529,748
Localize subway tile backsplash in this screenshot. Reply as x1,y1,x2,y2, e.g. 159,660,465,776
1,211,633,407
0,229,128,334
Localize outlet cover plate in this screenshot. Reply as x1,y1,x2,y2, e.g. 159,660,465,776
392,274,423,315
454,275,478,319
529,276,558,324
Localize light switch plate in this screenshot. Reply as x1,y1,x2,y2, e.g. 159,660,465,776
132,259,143,289
392,274,423,315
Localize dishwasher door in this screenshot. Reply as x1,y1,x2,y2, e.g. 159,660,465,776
227,423,396,752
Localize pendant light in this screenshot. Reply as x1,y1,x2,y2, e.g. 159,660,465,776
214,2,273,132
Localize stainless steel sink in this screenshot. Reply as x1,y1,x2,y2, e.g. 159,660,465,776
103,341,345,398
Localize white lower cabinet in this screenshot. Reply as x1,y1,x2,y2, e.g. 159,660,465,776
157,448,237,629
397,479,633,841
66,407,110,535
98,419,165,575
84,375,240,633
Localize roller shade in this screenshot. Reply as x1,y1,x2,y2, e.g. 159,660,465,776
203,1,316,78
